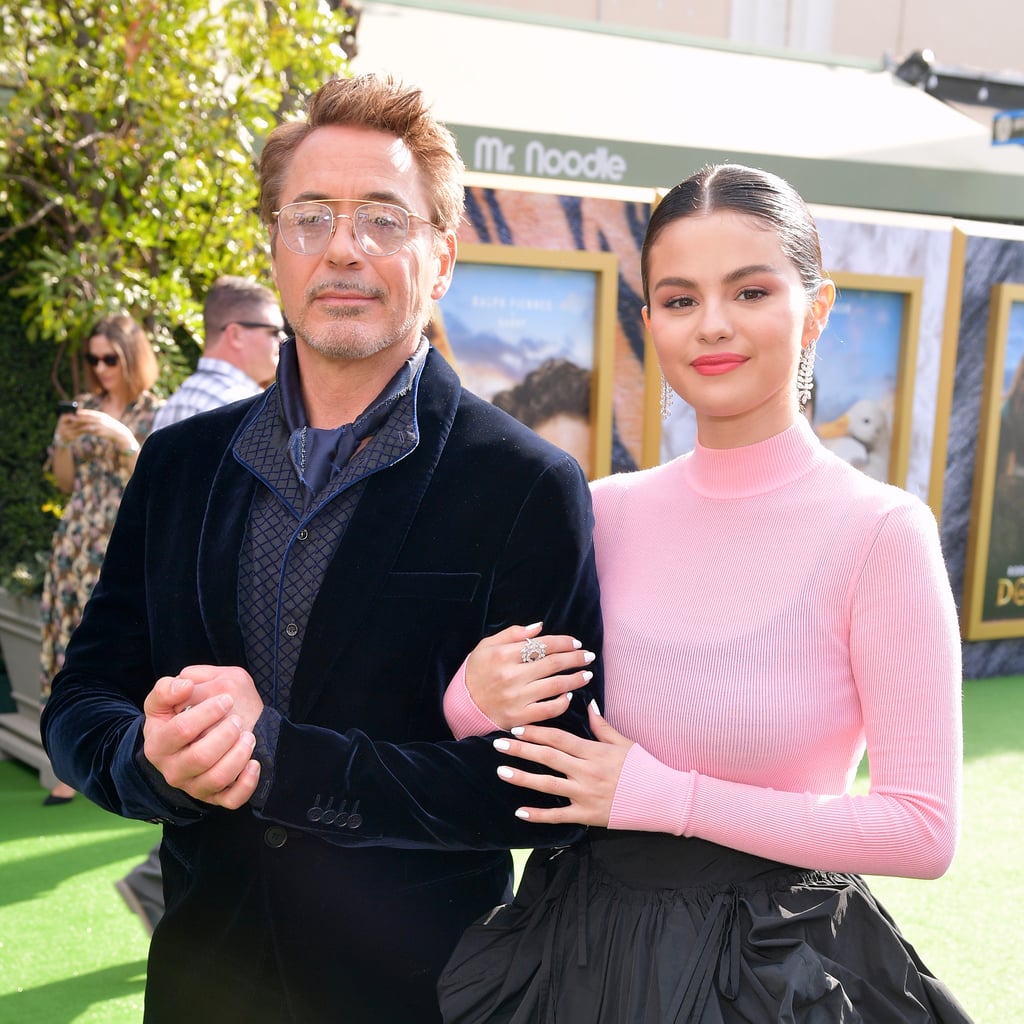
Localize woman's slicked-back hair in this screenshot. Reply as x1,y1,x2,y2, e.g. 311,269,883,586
641,164,824,305
258,73,465,237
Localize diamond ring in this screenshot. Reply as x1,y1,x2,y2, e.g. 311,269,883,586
520,637,548,663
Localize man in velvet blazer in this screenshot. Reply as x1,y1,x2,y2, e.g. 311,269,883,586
41,74,603,1023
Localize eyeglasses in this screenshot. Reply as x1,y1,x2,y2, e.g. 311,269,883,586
223,321,288,341
85,353,120,368
272,200,438,258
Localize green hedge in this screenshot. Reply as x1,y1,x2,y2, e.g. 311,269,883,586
0,230,65,587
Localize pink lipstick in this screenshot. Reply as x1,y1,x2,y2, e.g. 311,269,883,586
691,354,748,376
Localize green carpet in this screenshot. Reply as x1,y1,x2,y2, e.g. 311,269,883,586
2,675,1021,1022
0,762,155,1023
857,675,1024,1023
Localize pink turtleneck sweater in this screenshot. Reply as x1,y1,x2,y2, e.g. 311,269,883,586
445,418,963,879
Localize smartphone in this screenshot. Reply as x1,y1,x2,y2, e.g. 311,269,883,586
56,400,79,415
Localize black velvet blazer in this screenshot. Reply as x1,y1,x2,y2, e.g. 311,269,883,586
41,349,604,1023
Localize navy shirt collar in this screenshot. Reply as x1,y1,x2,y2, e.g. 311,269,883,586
276,337,427,495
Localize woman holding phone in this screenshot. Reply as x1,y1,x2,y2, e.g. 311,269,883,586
41,314,161,803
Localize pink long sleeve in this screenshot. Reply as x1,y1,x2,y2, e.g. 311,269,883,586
444,659,501,739
595,419,963,879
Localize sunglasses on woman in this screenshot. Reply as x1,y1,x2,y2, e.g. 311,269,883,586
85,353,120,367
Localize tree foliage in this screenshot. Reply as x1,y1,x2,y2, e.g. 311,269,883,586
0,1,355,590
0,0,355,385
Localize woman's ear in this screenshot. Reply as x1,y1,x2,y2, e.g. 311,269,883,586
805,279,836,344
641,305,652,330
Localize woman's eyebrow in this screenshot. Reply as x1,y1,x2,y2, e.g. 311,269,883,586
653,264,781,291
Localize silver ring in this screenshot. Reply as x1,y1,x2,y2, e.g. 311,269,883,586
520,637,547,663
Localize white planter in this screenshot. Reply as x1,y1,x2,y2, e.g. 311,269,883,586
0,588,42,714
0,588,56,788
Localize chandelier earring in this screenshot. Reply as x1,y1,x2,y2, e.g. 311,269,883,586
797,338,817,409
660,373,675,419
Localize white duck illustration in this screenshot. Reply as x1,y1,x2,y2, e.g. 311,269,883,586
817,398,890,480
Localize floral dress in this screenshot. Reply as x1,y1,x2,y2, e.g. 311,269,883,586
39,391,161,698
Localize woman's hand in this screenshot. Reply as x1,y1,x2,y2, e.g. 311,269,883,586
67,408,138,452
492,702,633,827
53,412,78,447
465,622,596,731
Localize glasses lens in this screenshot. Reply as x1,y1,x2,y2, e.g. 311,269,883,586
277,203,334,255
275,201,415,257
353,203,410,256
86,354,119,367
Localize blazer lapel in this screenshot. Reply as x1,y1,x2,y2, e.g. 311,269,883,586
196,418,262,669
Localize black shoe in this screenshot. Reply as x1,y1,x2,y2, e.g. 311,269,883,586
42,793,74,806
114,877,161,937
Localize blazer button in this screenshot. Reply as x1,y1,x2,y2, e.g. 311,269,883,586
264,825,288,848
284,622,299,638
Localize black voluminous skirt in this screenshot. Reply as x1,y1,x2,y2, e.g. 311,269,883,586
439,830,975,1023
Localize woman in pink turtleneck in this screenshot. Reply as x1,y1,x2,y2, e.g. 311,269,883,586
439,165,973,1023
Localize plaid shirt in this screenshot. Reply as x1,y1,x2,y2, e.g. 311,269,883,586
153,358,263,430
